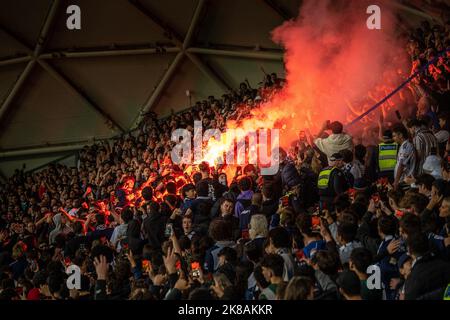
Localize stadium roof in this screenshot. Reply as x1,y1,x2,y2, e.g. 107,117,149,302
0,0,441,178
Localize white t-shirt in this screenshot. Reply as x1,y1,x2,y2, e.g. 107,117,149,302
394,140,416,181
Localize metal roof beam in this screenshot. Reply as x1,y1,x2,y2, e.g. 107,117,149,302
131,51,185,128
128,0,184,47
34,0,61,56
263,0,292,21
37,59,125,133
0,142,89,158
0,60,37,124
186,52,231,92
40,46,181,59
183,0,207,49
0,23,34,53
187,47,284,60
0,56,32,67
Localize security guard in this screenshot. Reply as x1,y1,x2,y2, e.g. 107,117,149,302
317,152,349,211
377,130,398,182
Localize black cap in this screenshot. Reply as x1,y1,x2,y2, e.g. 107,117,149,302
330,153,343,161
383,130,393,140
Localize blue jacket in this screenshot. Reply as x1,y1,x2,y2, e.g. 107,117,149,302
235,190,254,218
375,236,403,285
204,241,235,274
280,160,301,189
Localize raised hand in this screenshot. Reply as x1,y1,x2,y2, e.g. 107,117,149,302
93,255,109,280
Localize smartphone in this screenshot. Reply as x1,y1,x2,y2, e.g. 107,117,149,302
142,259,152,272
165,223,173,237
311,215,321,229
191,261,201,278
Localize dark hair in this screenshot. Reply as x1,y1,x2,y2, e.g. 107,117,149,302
90,244,114,263
340,149,353,163
416,174,435,191
329,121,343,134
296,213,313,236
218,247,238,265
196,180,209,197
261,254,285,278
47,273,66,296
192,172,202,185
166,181,177,194
178,236,192,252
141,186,154,201
349,202,367,221
238,176,252,192
392,124,409,139
268,227,291,249
406,118,423,129
182,183,195,197
95,213,105,225
337,222,358,243
337,271,360,296
432,179,447,197
32,271,48,288
314,250,340,275
409,193,429,214
407,232,429,256
244,240,263,263
334,194,351,213
296,263,316,282
382,129,393,139
284,277,313,300
378,215,398,236
350,248,373,273
121,208,134,223
208,219,232,242
400,213,421,237
189,288,214,300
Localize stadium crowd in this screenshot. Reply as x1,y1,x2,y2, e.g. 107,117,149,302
0,19,450,301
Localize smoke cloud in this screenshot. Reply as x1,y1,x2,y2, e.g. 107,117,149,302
229,0,410,148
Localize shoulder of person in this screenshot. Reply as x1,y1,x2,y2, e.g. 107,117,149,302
334,170,344,177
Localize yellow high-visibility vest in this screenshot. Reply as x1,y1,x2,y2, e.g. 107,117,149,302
444,283,450,300
378,143,398,172
317,167,335,190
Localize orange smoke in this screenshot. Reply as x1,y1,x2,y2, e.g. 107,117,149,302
201,0,409,166
270,0,408,143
